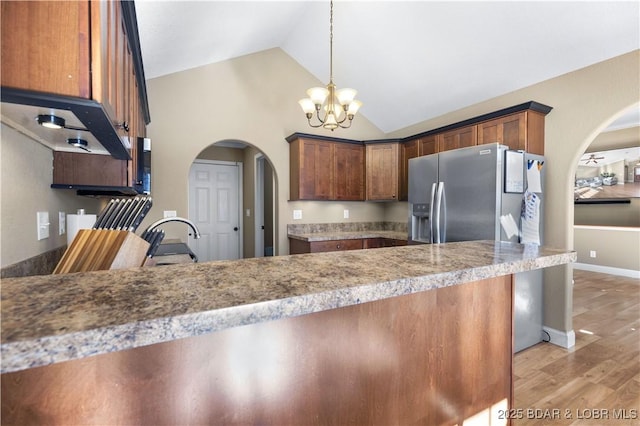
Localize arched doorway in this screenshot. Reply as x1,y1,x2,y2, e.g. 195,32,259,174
572,105,640,277
188,140,276,262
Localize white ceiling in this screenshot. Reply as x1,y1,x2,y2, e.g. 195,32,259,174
133,0,639,134
579,146,640,168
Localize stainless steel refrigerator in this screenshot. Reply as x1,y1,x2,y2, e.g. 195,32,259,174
408,143,545,352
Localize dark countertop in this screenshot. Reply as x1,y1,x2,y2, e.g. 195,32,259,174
1,240,575,374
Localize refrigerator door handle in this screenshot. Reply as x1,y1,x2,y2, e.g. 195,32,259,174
440,183,447,243
435,182,444,243
429,183,437,243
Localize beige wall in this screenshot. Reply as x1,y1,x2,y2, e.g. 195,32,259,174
574,225,640,272
0,124,100,268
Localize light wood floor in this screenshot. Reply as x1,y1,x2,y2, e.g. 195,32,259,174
513,270,640,425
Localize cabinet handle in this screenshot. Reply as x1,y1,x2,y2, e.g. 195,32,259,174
336,244,342,249
116,121,130,132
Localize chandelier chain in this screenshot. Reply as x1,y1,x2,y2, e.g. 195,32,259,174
329,0,334,84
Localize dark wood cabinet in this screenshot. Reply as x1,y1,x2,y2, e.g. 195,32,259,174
366,143,400,201
477,111,546,155
53,152,128,188
289,238,363,254
399,134,438,201
287,102,551,203
333,143,365,200
363,238,407,249
2,0,150,179
438,125,477,152
289,136,364,201
291,237,406,254
289,138,334,200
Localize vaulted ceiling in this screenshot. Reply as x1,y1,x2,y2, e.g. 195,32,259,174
134,1,639,134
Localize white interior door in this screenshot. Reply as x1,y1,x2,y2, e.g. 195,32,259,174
189,161,242,262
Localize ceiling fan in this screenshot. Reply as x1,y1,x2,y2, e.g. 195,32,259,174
582,153,604,164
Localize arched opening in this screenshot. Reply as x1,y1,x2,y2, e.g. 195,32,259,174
187,140,277,262
571,104,640,278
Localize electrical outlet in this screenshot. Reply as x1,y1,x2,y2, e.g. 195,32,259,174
293,209,302,220
163,210,177,218
59,212,66,235
343,209,349,219
589,250,597,258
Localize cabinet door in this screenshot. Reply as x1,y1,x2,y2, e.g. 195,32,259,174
334,143,365,201
309,239,363,252
477,112,526,151
399,139,420,201
366,143,400,201
1,1,91,97
418,134,438,156
438,125,477,152
53,152,127,187
290,139,332,200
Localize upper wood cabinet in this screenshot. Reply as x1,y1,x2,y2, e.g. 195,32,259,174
290,138,333,200
399,135,438,200
477,111,546,155
334,143,365,200
366,143,400,201
53,152,128,188
438,125,478,152
1,0,150,161
289,135,365,201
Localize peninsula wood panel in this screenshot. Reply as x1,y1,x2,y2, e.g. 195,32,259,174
1,275,514,425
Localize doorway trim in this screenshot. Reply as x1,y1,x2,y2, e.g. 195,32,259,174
254,154,265,258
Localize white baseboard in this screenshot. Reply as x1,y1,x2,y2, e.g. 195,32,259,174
573,263,640,279
543,326,575,349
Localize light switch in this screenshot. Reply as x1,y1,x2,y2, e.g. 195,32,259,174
37,211,50,240
293,209,302,220
59,211,66,235
163,210,177,218
246,209,251,217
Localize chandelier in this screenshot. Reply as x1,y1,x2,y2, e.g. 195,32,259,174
298,0,362,131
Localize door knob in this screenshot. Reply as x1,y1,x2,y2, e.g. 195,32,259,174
233,227,239,231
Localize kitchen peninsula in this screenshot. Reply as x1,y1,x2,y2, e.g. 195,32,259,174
1,241,575,425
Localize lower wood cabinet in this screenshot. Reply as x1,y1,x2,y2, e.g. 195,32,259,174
289,238,363,255
363,238,408,249
290,238,407,254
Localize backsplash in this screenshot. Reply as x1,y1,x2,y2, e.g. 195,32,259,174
287,221,407,235
1,246,66,278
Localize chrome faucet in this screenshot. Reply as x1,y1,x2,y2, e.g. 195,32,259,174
143,217,201,239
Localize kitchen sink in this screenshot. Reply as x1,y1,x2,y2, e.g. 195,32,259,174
153,243,198,263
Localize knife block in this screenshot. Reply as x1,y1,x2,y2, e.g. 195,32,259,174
53,229,150,274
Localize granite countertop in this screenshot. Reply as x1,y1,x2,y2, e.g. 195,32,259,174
0,240,575,374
